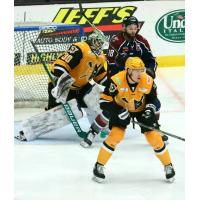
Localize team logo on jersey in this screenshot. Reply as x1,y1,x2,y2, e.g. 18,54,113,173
122,47,129,52
109,83,117,93
155,9,185,43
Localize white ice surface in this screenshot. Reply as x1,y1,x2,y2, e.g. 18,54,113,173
14,67,185,200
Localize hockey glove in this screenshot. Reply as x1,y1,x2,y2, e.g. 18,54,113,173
141,104,158,127
51,72,74,104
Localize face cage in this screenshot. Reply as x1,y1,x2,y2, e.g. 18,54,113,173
90,38,104,55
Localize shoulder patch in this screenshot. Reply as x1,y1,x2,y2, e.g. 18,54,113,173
115,77,122,85
109,82,117,93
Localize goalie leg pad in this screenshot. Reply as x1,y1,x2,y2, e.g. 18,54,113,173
21,99,83,141
83,84,103,125
84,108,99,125
83,84,103,114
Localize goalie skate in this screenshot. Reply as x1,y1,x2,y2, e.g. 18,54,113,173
15,131,27,141
15,99,83,141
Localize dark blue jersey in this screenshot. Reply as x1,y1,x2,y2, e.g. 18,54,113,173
107,32,157,78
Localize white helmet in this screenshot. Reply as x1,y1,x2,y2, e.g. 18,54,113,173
87,29,107,55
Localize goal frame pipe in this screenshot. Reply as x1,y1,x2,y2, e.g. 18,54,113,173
14,24,84,36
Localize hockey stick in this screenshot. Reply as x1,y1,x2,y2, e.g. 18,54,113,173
31,41,86,138
133,120,185,141
78,3,119,54
79,3,96,30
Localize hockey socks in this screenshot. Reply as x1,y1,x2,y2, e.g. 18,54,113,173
97,127,125,165
144,131,172,166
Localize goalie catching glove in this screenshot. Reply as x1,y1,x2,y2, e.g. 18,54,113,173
51,72,75,104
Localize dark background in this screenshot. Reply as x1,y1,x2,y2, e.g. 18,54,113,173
15,0,144,6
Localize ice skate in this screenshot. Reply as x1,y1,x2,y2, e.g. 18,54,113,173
80,129,96,148
92,162,105,183
14,131,27,141
164,163,175,183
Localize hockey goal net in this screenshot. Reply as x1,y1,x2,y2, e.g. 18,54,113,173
14,22,84,108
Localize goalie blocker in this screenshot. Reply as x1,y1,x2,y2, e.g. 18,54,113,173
15,99,83,141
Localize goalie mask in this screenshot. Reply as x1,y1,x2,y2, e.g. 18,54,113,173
87,30,107,55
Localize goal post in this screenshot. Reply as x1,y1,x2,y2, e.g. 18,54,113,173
14,23,84,108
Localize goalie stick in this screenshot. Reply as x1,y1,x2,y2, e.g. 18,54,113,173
78,3,119,54
31,41,86,138
133,120,185,141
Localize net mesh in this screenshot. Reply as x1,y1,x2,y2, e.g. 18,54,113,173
14,23,84,108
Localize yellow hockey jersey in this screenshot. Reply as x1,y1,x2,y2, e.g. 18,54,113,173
51,41,107,90
101,70,154,112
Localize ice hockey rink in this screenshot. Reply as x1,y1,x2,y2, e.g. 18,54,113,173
14,67,185,200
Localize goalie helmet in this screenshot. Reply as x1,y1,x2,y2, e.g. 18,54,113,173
125,57,145,70
123,16,139,27
87,29,107,55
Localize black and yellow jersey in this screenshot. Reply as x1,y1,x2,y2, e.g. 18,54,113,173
100,71,158,112
51,41,107,90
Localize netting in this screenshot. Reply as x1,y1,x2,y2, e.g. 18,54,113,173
14,22,84,108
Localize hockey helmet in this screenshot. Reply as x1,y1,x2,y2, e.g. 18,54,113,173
123,16,139,27
87,29,107,55
125,57,145,70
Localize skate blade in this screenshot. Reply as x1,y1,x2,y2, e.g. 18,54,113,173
92,176,105,183
80,141,91,148
166,177,175,183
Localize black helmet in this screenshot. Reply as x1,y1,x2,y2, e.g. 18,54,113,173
123,16,139,27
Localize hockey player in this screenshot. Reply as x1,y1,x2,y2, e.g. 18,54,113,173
16,29,108,141
107,16,157,78
92,57,175,183
47,29,107,117
80,16,167,147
